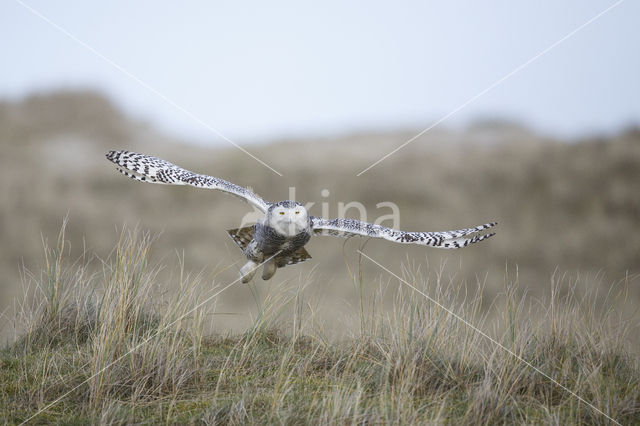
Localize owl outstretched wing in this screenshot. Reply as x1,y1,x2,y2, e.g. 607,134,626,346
106,150,272,212
311,217,496,249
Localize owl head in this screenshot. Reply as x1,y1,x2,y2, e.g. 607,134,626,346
266,200,309,236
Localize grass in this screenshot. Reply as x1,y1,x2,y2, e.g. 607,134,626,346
1,224,639,425
2,90,640,352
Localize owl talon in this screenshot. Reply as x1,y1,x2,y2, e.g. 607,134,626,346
240,261,259,283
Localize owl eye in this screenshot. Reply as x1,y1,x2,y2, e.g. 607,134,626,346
295,211,300,215
279,211,285,215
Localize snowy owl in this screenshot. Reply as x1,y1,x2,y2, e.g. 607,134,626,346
106,151,497,283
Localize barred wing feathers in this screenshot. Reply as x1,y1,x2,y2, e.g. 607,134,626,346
106,150,272,212
311,217,496,249
227,225,311,267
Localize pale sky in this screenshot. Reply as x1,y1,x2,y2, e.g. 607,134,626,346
2,0,639,144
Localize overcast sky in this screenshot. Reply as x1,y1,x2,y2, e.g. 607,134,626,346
2,1,639,144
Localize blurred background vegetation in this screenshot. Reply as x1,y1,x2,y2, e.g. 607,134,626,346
1,90,639,343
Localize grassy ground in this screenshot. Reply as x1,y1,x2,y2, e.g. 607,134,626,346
1,225,638,425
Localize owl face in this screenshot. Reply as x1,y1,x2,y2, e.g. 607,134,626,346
267,201,309,236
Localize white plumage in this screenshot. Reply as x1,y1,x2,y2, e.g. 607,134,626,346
107,150,497,283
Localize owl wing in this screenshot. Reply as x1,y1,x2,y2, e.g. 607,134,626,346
311,217,496,249
106,150,272,212
275,247,312,268
227,226,311,267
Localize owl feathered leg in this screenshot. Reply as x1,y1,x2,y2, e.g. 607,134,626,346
262,259,277,281
240,260,259,283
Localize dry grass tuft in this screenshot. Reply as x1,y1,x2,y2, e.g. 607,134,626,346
2,223,639,424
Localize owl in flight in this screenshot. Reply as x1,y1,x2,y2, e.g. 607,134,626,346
106,151,496,283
